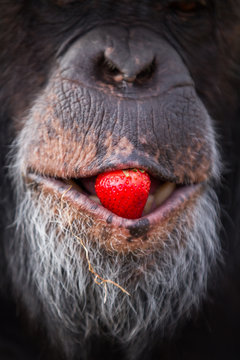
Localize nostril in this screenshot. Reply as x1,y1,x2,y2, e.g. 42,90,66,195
98,55,123,83
135,58,156,84
103,57,120,76
97,53,156,85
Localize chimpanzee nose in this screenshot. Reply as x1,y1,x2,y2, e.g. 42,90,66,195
61,26,168,93
100,43,156,84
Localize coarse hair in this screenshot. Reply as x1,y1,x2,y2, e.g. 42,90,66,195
6,155,221,359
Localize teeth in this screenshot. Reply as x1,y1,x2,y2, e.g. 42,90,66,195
89,195,101,204
143,182,176,215
143,195,154,214
155,182,176,206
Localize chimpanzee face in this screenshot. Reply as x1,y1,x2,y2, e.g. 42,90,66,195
1,1,239,359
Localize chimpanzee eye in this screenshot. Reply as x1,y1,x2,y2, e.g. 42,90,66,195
169,1,207,15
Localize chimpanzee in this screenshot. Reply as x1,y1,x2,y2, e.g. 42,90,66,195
0,1,240,359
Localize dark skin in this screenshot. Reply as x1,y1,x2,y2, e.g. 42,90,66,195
0,1,240,359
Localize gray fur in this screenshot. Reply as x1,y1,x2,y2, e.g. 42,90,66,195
6,153,221,358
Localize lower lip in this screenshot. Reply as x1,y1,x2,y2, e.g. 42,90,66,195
26,173,203,228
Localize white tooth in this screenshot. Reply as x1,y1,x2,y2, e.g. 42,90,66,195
143,194,154,214
89,195,101,204
155,182,176,206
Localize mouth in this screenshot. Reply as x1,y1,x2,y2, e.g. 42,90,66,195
70,175,179,217
26,171,204,251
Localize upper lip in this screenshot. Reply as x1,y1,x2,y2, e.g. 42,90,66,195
27,159,199,186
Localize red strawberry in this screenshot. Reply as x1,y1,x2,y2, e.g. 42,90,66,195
95,169,151,219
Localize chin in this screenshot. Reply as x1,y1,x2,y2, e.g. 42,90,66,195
7,140,220,358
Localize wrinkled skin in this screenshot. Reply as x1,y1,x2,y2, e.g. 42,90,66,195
0,1,240,360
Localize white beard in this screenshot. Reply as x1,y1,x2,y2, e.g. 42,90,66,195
7,173,221,359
